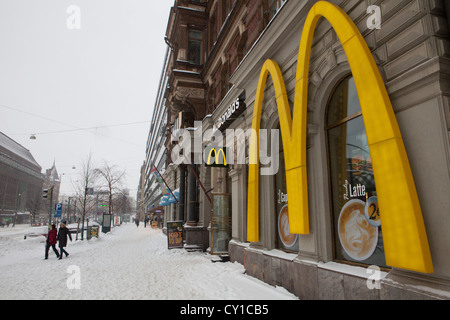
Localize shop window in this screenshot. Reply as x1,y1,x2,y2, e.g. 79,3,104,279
326,76,387,268
274,125,299,252
188,30,203,65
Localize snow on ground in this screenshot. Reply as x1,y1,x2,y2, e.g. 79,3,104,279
0,224,298,300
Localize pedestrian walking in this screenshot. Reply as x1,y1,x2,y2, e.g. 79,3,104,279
135,219,139,228
57,222,72,260
45,224,60,260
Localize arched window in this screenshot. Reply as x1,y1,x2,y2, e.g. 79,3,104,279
326,76,387,268
274,125,299,252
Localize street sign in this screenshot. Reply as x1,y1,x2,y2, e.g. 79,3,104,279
54,203,63,218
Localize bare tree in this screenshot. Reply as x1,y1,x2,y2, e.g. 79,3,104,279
113,188,132,218
94,162,125,220
72,153,97,240
27,188,42,225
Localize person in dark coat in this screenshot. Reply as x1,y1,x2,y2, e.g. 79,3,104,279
45,224,59,260
57,222,72,260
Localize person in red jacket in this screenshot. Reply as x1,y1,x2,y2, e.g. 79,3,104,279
45,224,60,260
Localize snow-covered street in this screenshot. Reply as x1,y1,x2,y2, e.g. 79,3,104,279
0,224,298,300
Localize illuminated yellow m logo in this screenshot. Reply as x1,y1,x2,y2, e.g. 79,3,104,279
247,1,433,273
206,147,227,167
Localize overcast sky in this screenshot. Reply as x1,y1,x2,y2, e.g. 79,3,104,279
0,0,174,197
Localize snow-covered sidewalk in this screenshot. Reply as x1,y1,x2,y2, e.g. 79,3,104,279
0,224,298,300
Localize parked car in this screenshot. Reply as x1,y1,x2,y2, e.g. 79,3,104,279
67,221,100,234
24,226,48,240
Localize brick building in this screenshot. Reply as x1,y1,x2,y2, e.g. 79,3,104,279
0,132,44,225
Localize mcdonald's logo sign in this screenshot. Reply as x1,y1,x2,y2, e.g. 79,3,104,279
247,1,433,273
205,146,228,168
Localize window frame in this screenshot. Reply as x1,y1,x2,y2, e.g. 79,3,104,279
324,75,390,271
188,29,203,65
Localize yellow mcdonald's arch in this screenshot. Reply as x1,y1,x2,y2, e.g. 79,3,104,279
207,148,227,166
247,1,433,273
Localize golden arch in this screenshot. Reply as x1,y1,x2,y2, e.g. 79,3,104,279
207,148,227,166
247,1,433,273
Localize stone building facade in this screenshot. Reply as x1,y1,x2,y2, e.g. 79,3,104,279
224,0,450,300
150,0,450,299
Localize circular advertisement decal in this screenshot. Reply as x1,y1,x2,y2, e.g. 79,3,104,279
277,205,298,249
338,199,378,261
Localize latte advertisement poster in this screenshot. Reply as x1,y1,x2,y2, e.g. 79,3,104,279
336,155,387,267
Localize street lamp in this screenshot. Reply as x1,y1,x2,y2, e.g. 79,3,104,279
65,197,73,224
46,186,54,224
14,192,22,227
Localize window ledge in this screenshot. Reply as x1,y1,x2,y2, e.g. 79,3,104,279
318,261,388,280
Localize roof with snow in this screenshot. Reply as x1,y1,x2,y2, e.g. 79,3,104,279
0,131,42,173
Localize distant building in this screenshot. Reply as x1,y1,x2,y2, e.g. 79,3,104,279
0,132,44,225
43,161,61,202
41,161,61,223
141,46,171,225
137,162,146,221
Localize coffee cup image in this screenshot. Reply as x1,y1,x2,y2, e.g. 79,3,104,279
338,199,378,261
364,196,381,228
278,205,298,249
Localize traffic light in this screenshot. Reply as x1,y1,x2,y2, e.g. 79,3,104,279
43,189,49,199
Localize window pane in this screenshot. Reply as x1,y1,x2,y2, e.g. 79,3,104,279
327,77,361,127
275,129,299,252
188,30,202,65
327,79,387,268
189,30,203,41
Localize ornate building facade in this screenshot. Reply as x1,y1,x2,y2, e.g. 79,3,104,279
144,0,450,299
151,0,289,251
